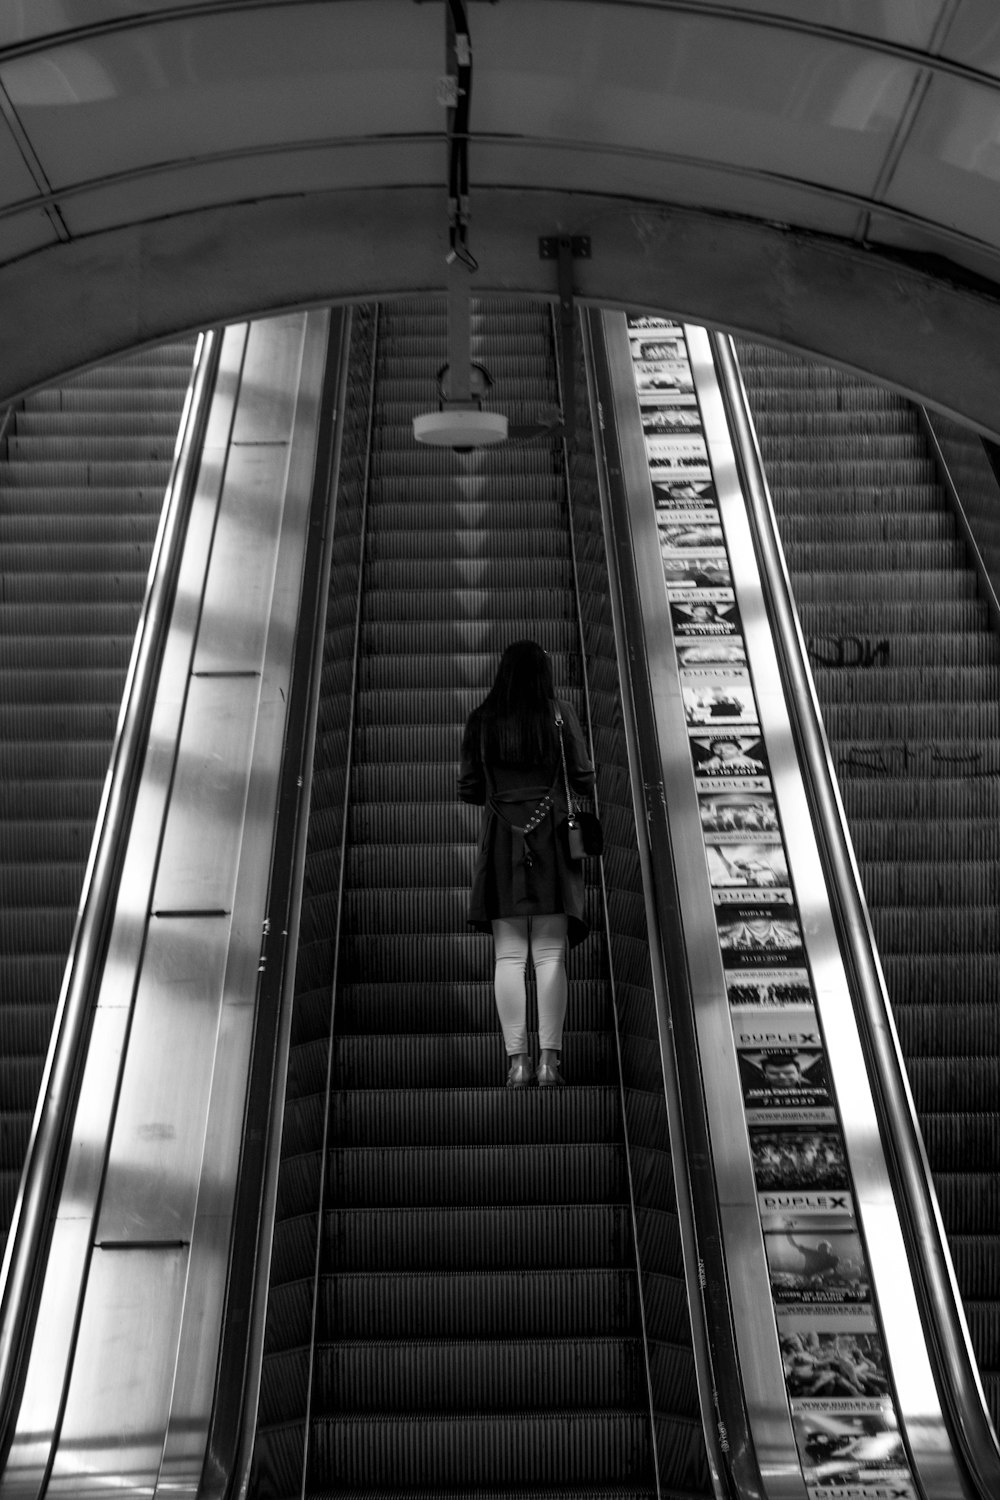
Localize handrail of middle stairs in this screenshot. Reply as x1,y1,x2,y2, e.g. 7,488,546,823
0,329,221,1454
712,328,1000,1500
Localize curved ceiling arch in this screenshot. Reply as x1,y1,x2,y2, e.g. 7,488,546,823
1,0,1000,431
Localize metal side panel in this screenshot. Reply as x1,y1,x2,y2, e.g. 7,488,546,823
0,311,330,1500
600,310,966,1500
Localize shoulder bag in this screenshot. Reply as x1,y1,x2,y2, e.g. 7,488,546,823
555,709,604,860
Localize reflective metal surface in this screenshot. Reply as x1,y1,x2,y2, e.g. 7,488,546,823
0,310,329,1498
599,308,978,1499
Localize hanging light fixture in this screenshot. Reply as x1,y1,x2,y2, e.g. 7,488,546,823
413,0,508,451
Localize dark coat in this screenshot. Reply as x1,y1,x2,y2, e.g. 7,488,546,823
458,698,596,947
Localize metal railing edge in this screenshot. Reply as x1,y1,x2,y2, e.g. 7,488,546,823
0,327,222,1452
195,306,353,1500
712,328,1000,1500
584,307,763,1500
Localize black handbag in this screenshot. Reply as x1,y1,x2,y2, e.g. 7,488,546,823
555,709,604,860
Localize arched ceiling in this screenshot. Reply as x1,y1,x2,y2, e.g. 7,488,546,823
3,1,1000,431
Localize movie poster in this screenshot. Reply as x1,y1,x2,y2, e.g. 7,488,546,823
781,1329,889,1400
727,974,815,1008
671,595,740,638
738,1045,831,1118
700,791,779,836
657,518,725,550
690,734,768,787
682,671,758,731
792,1407,909,1492
676,638,746,667
750,1125,849,1193
652,477,717,508
662,553,733,592
717,902,804,966
764,1223,870,1308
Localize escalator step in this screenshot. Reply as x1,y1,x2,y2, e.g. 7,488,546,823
816,666,999,703
906,1058,1000,1112
312,1336,647,1412
870,906,999,952
882,955,997,1006
323,1143,628,1210
329,979,609,1035
859,860,1000,905
362,587,579,622
329,1033,616,1089
315,1269,637,1340
313,1204,633,1274
327,1085,622,1147
361,618,578,655
307,1410,654,1490
357,651,576,690
894,1005,1000,1054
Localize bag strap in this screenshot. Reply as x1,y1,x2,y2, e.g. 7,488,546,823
554,707,577,819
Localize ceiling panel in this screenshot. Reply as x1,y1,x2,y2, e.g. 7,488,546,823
478,5,920,202
0,204,59,266
0,2,439,189
0,113,45,205
58,138,442,236
674,0,950,50
0,2,176,48
937,0,1000,78
472,137,863,242
885,71,1000,246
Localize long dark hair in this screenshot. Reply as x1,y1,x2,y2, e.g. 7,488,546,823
478,639,558,767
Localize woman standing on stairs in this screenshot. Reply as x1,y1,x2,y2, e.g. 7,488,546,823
459,640,595,1088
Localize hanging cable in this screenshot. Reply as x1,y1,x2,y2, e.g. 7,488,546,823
445,0,477,271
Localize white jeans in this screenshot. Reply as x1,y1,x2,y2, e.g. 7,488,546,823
491,914,568,1056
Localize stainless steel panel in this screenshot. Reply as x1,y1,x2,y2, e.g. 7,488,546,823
191,442,294,675
47,1247,188,1500
231,313,306,446
0,1216,91,1500
603,312,807,1497
96,915,232,1243
158,311,332,1498
151,674,262,914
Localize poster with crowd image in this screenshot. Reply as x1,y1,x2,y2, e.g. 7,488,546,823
763,1217,870,1311
780,1320,890,1401
727,973,815,1008
626,315,912,1499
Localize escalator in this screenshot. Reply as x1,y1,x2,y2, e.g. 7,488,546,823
0,339,196,1250
250,301,711,1497
734,342,1000,1429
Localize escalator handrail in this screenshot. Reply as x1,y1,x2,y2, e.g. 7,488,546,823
0,329,221,1449
711,329,1000,1500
